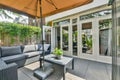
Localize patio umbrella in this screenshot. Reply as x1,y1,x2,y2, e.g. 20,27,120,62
0,0,93,67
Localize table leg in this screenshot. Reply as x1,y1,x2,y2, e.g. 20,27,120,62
63,66,66,80
40,58,42,68
72,58,74,70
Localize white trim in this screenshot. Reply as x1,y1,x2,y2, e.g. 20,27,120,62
46,0,109,22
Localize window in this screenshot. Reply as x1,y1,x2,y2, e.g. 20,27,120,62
53,19,70,26
80,9,112,20
99,19,112,56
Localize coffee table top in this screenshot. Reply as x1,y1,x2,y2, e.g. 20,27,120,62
41,54,73,66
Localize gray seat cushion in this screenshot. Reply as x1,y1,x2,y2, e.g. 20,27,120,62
23,45,37,53
2,54,26,63
1,46,22,57
24,51,42,58
36,44,42,51
39,44,50,51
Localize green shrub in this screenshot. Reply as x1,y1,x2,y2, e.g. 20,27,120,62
0,22,41,45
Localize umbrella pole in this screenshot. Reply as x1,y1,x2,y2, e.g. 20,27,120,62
39,0,45,69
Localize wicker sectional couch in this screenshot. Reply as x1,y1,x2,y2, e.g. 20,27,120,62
0,44,51,80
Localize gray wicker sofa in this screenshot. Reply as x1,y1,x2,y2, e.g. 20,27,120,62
0,44,51,80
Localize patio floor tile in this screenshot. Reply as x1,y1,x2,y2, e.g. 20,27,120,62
18,58,112,80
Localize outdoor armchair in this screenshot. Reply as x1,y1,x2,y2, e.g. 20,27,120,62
0,60,18,80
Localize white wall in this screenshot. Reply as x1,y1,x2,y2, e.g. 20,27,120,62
46,0,109,22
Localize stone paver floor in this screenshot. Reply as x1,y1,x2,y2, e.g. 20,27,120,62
18,58,112,80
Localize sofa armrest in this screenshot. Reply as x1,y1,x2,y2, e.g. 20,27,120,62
0,63,18,80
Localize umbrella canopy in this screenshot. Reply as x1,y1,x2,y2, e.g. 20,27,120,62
0,0,93,18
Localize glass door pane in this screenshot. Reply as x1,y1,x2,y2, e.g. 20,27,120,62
99,19,112,56
45,28,51,44
55,27,61,48
62,26,69,51
72,25,77,56
82,22,93,54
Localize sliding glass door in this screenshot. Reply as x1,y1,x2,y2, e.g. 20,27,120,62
112,0,120,80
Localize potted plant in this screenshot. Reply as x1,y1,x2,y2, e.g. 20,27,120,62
53,48,63,59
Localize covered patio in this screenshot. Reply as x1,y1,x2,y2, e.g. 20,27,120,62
0,0,119,80
18,58,111,80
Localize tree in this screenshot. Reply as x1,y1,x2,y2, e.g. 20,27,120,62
13,15,28,24
0,9,13,19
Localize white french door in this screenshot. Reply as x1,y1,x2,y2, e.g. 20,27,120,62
78,19,97,60
60,24,71,56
